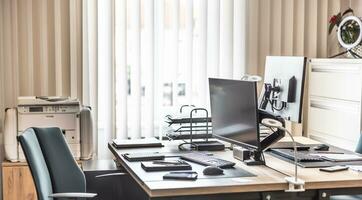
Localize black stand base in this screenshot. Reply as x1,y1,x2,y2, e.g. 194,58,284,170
244,150,265,166
244,159,265,166
193,141,225,151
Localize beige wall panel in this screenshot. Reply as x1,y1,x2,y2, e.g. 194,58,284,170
47,0,56,96
246,0,259,75
293,0,305,56
10,0,19,101
0,0,4,134
351,0,362,16
69,0,83,100
61,0,71,96
32,0,42,96
327,0,341,57
270,0,282,56
54,0,64,96
317,0,328,58
26,0,35,95
39,0,49,95
18,0,30,96
257,0,270,77
304,0,318,57
3,0,15,107
281,0,294,56
339,0,350,12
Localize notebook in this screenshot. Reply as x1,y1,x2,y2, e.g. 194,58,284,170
113,138,163,148
123,152,165,162
141,160,192,172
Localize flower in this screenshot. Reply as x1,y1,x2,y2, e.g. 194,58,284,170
329,15,337,24
328,8,354,35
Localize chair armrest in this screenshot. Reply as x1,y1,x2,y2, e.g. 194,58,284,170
95,172,127,178
49,192,97,198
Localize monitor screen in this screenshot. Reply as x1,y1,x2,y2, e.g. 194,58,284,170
209,78,260,149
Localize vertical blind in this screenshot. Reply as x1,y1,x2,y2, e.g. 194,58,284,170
0,0,84,194
113,0,248,140
0,0,83,132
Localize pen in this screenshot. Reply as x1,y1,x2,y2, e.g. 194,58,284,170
315,151,344,154
168,171,197,174
153,160,186,165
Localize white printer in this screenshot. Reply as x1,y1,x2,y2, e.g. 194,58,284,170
4,96,94,162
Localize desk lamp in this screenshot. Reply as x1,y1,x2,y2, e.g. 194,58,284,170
261,118,305,192
241,74,262,82
330,16,362,58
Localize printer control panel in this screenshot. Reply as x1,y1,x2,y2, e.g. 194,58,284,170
18,105,80,114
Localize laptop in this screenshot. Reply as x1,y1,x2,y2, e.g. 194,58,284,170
269,141,310,151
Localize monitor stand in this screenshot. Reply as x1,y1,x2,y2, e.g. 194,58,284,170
178,140,225,151
244,150,265,166
233,147,265,166
193,140,225,151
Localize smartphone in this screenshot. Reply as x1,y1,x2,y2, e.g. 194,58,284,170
163,171,198,180
319,166,349,172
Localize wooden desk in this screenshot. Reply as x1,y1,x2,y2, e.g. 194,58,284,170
109,137,362,200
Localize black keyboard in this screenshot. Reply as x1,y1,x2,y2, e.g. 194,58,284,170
271,149,324,162
180,153,235,168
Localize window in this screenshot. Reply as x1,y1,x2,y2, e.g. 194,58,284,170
107,0,247,140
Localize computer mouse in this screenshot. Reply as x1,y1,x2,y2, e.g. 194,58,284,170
314,144,329,151
203,166,224,175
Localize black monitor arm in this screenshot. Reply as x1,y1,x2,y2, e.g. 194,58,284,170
258,109,285,151
242,110,285,166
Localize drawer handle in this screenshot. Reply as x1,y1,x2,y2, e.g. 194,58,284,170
310,103,334,110
310,102,358,113
311,68,360,73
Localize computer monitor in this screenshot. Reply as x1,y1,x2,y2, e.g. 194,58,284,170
209,78,260,151
259,56,307,123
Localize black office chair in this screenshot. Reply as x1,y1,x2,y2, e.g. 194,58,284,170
330,133,362,200
18,127,97,199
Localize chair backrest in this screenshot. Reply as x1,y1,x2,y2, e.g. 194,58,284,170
356,133,362,154
18,129,53,200
33,127,86,193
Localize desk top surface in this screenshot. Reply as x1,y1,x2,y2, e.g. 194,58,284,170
108,137,362,197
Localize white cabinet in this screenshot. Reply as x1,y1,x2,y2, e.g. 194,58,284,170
307,59,362,151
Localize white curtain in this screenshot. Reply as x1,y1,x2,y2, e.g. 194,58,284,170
82,0,116,158
112,0,248,140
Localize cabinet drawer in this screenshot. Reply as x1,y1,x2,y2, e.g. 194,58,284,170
309,64,361,101
308,99,360,144
2,165,37,200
